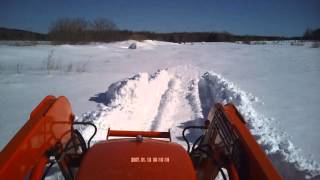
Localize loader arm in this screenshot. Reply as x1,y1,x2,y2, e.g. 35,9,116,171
187,103,282,180
0,96,74,179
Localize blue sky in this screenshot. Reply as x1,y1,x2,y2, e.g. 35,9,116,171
0,0,319,36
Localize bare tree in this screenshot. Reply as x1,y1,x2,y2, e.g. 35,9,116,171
92,17,117,31
49,18,89,33
48,17,89,43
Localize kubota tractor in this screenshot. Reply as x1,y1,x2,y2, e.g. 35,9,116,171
0,96,282,180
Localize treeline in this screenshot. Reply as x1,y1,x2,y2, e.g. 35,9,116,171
154,33,286,43
303,28,320,40
1,17,319,43
47,18,288,43
47,17,236,43
48,17,120,42
0,27,47,41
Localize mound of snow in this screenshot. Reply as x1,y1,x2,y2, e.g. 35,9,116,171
118,40,177,50
80,70,171,141
199,72,320,179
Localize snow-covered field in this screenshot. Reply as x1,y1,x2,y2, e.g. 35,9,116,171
0,40,319,179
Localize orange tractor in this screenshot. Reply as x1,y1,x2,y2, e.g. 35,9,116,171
0,96,282,180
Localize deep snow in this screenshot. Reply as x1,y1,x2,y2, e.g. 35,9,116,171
0,40,319,179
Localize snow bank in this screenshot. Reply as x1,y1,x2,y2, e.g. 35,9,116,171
200,72,320,179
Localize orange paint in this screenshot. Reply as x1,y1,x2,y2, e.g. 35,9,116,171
222,103,282,180
0,96,74,179
77,139,197,180
107,129,171,140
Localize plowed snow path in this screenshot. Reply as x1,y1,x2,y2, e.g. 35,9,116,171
79,66,320,179
81,67,204,147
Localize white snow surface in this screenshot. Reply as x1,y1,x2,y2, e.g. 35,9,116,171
0,40,320,179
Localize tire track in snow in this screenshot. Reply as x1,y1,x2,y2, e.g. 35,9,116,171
149,67,204,147
80,70,172,142
150,78,181,131
148,69,204,148
79,66,204,148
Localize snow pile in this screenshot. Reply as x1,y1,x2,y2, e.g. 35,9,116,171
80,70,172,141
199,72,320,179
79,66,204,147
119,40,156,50
118,40,177,50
